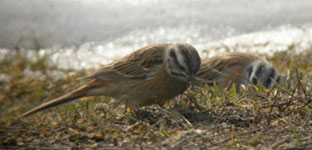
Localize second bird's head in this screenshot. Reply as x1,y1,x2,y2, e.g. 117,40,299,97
241,60,281,89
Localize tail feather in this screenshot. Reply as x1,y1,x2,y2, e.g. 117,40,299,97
20,85,89,119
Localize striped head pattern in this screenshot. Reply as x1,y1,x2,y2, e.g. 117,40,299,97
164,43,201,86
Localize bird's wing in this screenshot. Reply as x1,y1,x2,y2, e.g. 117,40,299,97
197,52,259,84
197,57,224,82
83,44,167,81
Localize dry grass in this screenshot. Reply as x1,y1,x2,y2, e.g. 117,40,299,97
0,47,311,150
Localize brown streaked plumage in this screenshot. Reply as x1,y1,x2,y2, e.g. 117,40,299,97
197,52,280,91
20,43,201,118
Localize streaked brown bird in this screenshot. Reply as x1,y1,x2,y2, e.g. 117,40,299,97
196,52,280,91
20,43,201,118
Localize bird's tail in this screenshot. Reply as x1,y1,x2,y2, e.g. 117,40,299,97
20,85,89,119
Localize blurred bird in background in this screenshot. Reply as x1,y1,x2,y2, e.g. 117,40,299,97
196,52,280,92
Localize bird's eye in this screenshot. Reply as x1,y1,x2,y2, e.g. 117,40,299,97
179,65,186,71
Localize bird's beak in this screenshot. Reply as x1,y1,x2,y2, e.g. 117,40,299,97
189,73,195,90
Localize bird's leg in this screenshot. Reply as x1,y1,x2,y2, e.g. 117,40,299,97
124,98,130,114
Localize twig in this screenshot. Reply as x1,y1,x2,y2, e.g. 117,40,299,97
271,136,291,149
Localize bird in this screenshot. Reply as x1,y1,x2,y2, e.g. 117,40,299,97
196,52,280,92
20,43,201,118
